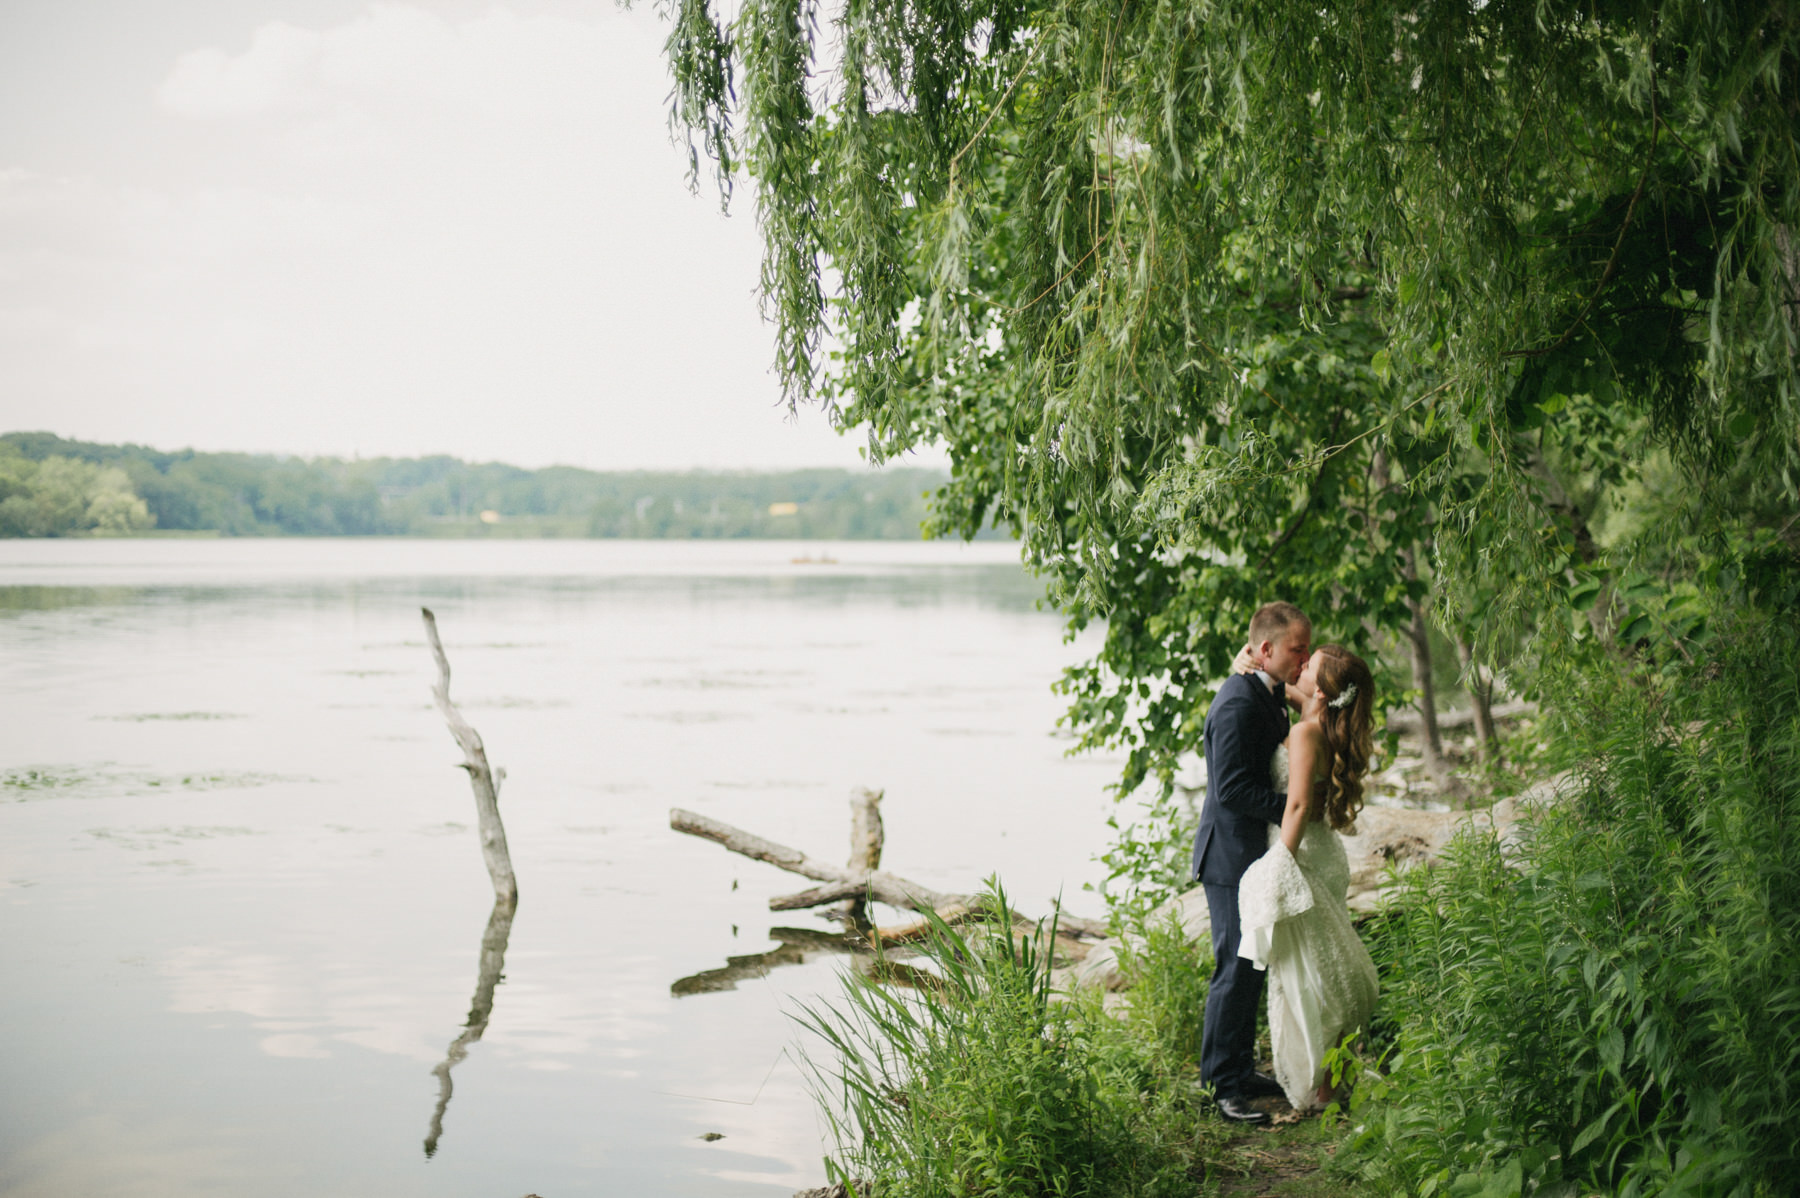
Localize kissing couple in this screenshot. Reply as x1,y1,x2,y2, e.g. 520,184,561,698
1191,602,1381,1124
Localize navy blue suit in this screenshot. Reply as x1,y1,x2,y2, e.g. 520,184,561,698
1191,671,1289,1098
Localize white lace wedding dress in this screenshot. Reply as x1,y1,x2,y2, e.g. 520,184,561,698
1237,744,1380,1110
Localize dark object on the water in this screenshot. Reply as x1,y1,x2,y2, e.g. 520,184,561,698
699,1131,725,1142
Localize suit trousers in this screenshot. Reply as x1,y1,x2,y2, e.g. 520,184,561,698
1200,882,1263,1098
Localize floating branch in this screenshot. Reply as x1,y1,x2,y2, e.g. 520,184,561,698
422,607,518,906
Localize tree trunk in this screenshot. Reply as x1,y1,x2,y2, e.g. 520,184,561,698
1457,637,1502,766
1399,547,1450,780
845,787,884,922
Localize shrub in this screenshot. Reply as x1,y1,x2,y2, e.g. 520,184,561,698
1345,617,1800,1197
1113,910,1212,1072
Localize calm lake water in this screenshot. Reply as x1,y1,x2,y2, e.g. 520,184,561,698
0,539,1124,1198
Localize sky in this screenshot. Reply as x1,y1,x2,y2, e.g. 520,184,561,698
0,0,904,471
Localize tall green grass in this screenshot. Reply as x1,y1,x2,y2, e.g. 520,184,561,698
796,891,1226,1197
1345,616,1800,1197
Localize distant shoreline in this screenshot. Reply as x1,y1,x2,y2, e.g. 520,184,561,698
2,432,994,541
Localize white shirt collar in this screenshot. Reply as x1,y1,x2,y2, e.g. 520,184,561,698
1253,669,1279,692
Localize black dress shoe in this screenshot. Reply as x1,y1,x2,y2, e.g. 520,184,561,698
1217,1096,1270,1124
1244,1071,1285,1099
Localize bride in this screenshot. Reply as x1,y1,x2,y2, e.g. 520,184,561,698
1237,643,1380,1110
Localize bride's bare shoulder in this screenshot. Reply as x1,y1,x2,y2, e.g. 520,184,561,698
1290,717,1325,747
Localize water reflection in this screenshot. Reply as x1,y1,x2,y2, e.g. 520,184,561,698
1,540,1118,1197
423,896,517,1159
670,924,948,1000
670,925,857,998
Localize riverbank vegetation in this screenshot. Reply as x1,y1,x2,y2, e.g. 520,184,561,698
0,432,947,539
806,624,1800,1197
1351,616,1800,1197
801,899,1241,1197
658,0,1796,1192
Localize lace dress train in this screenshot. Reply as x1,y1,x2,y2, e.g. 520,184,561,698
1237,750,1379,1110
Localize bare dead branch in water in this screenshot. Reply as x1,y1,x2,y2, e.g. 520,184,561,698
421,607,517,905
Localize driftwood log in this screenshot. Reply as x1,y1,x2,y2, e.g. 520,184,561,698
670,802,1108,940
422,607,517,906
845,787,883,922
672,806,957,912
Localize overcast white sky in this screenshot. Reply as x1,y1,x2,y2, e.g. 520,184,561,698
0,0,908,471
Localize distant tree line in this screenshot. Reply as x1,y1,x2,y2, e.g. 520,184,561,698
0,432,953,539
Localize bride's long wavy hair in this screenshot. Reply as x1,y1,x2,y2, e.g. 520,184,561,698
1315,644,1375,831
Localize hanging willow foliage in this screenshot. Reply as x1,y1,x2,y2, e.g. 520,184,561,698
660,0,1800,793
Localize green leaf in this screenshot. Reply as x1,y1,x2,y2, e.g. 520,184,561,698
1447,1159,1523,1198
1372,348,1392,383
1572,1100,1624,1155
1397,274,1419,305
1599,1026,1625,1075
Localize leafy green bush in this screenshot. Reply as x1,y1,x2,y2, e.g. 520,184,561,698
796,890,1223,1198
1113,910,1212,1072
1345,617,1800,1197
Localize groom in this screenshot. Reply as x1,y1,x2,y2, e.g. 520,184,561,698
1192,601,1311,1123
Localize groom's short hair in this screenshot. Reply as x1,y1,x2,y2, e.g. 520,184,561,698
1249,601,1309,647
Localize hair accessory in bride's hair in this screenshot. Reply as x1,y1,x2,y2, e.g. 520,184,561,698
1328,681,1358,710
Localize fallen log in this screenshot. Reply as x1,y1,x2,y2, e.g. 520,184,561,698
867,902,976,947
670,804,1108,940
1387,698,1535,735
671,807,957,912
770,880,872,911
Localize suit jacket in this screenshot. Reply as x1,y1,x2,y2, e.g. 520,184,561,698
1191,671,1290,887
